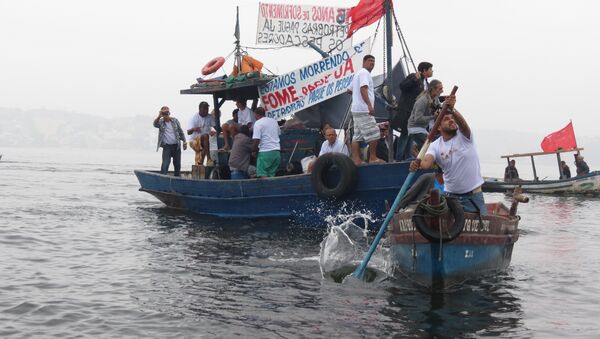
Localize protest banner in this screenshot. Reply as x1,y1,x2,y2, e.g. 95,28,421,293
259,38,371,120
256,2,352,52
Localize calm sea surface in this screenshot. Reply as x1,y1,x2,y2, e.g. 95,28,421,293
1,147,599,338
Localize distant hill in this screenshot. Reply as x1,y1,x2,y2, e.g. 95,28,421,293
1,107,598,175
0,107,155,150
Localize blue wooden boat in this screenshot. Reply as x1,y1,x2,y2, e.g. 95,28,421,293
387,181,527,289
135,160,424,226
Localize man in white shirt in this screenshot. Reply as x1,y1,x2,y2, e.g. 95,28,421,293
307,128,349,173
187,101,213,165
153,106,187,176
348,54,385,165
221,99,255,151
252,107,281,178
409,99,486,214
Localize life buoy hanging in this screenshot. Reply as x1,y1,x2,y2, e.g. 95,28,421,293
413,196,465,243
311,153,357,199
202,57,225,76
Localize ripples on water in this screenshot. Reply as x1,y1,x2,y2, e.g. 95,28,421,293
1,147,599,337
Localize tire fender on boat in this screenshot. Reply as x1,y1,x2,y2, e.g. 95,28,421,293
413,196,465,242
311,153,357,199
202,57,225,75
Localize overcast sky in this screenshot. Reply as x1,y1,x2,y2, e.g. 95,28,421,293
1,0,599,138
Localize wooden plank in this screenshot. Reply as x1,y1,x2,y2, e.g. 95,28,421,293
500,147,584,159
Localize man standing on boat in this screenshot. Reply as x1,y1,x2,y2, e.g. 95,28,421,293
560,160,571,179
252,107,280,178
407,79,444,154
504,159,520,182
347,54,385,165
392,61,433,161
409,103,487,215
187,101,213,166
153,106,187,177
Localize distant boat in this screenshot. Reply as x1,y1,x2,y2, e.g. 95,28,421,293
482,148,600,195
387,175,528,289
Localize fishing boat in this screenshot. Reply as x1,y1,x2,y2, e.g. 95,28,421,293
387,174,528,289
482,148,600,195
134,1,429,226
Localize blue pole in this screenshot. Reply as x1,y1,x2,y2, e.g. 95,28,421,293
353,171,416,280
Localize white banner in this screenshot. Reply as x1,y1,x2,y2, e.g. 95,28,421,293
259,38,371,120
256,2,352,52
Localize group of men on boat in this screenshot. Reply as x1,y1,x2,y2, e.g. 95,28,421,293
153,53,490,214
504,154,590,182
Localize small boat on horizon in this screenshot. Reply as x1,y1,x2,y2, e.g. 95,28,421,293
482,148,600,195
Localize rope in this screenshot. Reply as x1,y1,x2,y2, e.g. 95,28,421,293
415,195,449,216
392,10,416,74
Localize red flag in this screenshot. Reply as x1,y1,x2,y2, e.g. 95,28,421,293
347,0,387,38
540,121,578,152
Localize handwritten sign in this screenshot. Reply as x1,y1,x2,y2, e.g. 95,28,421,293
256,2,352,52
259,38,371,120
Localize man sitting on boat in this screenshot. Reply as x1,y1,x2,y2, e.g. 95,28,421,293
221,99,255,151
504,159,520,182
410,102,487,215
307,127,349,173
575,154,590,176
252,107,281,178
229,125,255,180
187,101,214,166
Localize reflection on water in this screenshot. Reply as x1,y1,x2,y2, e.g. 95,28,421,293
1,147,599,337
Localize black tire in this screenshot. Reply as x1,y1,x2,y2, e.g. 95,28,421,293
413,196,465,242
311,153,357,199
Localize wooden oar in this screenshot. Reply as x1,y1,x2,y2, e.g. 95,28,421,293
352,86,458,280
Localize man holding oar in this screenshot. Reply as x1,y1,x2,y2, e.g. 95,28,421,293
409,99,486,215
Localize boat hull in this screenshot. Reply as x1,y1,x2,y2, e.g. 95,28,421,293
388,203,519,289
483,171,600,195
135,161,424,226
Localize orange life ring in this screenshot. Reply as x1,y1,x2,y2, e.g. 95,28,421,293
202,57,225,75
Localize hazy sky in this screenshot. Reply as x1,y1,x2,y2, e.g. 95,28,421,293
1,0,599,137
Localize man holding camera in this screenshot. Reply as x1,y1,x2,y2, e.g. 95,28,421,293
153,106,187,176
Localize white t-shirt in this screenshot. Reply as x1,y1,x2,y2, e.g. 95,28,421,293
188,113,213,139
252,117,280,152
237,107,256,126
163,121,177,144
348,68,374,113
426,130,484,194
319,139,349,156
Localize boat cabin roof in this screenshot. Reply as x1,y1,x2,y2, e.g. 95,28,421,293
501,147,584,159
180,77,275,101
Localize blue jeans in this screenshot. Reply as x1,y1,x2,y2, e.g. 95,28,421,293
445,191,487,215
161,144,181,176
394,133,413,161
230,169,249,180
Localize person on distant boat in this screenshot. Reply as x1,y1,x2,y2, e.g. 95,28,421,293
153,106,187,176
221,99,256,151
504,159,520,182
410,101,487,215
187,102,213,166
407,79,444,154
229,125,255,180
560,160,571,179
347,54,385,165
252,107,281,178
575,155,590,176
392,61,433,161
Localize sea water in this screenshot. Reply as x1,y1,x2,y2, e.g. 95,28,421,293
1,146,599,337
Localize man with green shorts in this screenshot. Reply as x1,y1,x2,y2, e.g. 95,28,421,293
252,107,281,177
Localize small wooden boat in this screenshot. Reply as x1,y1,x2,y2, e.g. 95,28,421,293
387,175,528,288
482,148,600,195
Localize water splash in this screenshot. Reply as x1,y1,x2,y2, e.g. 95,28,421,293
319,210,390,282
